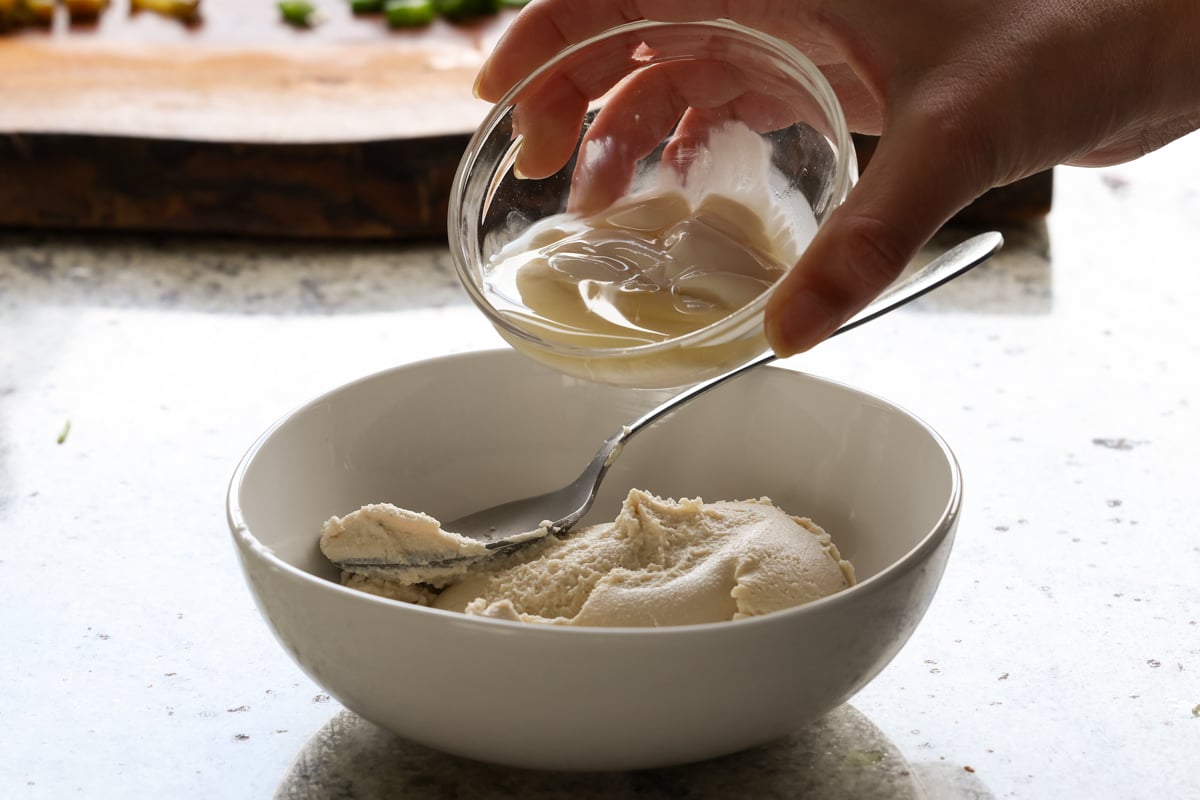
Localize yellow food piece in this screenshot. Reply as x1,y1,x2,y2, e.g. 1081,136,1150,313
131,0,201,19
66,0,111,19
25,0,55,23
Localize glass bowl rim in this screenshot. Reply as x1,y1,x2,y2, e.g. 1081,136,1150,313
448,17,857,361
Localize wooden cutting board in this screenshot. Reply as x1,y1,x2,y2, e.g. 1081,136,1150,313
0,0,516,239
0,1,1050,240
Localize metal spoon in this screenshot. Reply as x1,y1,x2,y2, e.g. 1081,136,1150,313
334,230,1003,579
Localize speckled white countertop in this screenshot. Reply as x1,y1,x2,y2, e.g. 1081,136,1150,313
2,134,1198,800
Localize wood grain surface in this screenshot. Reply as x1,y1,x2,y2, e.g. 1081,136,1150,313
0,1,508,142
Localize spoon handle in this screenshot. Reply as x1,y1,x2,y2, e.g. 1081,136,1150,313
615,230,1005,447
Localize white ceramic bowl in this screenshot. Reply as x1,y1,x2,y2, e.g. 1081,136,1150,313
227,349,960,771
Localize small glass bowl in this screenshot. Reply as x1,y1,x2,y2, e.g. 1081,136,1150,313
449,19,857,389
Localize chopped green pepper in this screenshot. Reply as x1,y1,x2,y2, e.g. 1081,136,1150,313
278,0,317,26
434,0,498,21
350,0,384,13
384,0,435,27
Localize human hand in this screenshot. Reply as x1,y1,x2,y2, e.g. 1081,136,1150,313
476,0,1200,356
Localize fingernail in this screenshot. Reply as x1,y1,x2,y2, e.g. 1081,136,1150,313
510,104,525,139
472,68,486,100
510,114,528,180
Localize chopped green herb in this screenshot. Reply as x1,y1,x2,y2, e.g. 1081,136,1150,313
350,0,383,12
56,419,71,445
498,0,530,7
384,0,435,27
278,0,317,26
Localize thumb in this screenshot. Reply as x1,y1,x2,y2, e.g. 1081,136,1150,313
764,116,990,356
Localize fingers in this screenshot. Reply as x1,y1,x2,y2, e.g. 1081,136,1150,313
511,76,590,180
476,0,769,102
488,5,865,199
475,1,640,102
505,29,734,181
564,68,692,214
763,111,990,356
564,59,799,213
519,51,833,211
